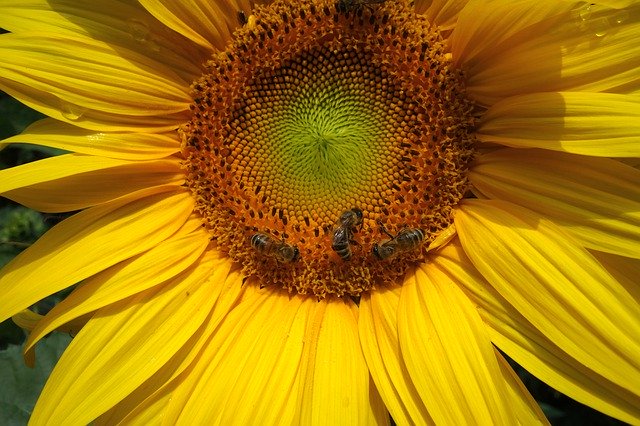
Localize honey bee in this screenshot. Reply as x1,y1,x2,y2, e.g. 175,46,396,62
251,232,300,263
373,223,424,260
336,0,386,13
331,208,364,261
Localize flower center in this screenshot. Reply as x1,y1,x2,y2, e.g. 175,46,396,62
181,0,476,298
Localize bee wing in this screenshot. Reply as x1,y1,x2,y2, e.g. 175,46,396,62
332,226,347,242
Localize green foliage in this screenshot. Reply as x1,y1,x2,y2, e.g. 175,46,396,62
0,334,72,425
0,96,43,141
0,93,63,171
0,94,74,424
508,356,624,425
0,207,46,267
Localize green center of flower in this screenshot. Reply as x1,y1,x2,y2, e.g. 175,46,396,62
230,46,410,226
181,0,477,298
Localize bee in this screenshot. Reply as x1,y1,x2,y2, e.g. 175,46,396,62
331,208,364,261
373,222,424,260
336,0,386,13
251,232,300,263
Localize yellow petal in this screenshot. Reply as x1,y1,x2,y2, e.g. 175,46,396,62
453,1,575,75
296,297,373,425
23,228,212,357
416,0,468,31
0,189,194,323
0,33,191,132
432,240,640,423
427,223,457,252
30,249,221,425
366,380,391,426
476,92,640,157
138,0,240,50
11,309,43,331
98,383,173,426
1,118,180,159
455,200,640,395
494,350,549,425
0,0,206,82
213,295,314,425
159,286,289,423
412,0,431,14
12,309,90,340
181,289,314,425
397,265,518,425
359,287,432,425
0,154,184,212
591,250,640,301
101,264,245,425
464,3,640,104
470,149,640,258
98,397,167,426
574,0,638,8
619,157,640,168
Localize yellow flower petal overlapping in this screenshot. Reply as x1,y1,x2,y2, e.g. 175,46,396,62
1,0,639,424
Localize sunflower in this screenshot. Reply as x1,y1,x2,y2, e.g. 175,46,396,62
1,0,639,423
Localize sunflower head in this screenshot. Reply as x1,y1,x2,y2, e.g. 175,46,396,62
180,0,476,298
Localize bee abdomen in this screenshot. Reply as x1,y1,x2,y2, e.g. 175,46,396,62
251,232,300,263
332,240,352,260
398,228,424,245
251,232,270,250
332,226,354,261
373,227,424,261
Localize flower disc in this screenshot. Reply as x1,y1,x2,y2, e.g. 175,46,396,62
181,0,476,297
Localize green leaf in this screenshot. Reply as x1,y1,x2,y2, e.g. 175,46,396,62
0,95,44,140
0,333,72,425
0,207,46,269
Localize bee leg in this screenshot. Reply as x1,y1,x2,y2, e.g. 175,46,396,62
259,280,277,290
376,219,395,239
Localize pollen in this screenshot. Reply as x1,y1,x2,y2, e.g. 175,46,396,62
181,0,476,298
